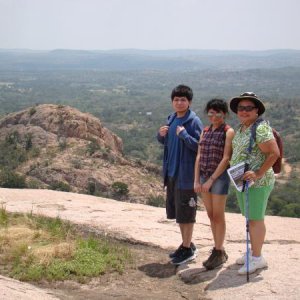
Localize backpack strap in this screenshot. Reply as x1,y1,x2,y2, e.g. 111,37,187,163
203,126,210,132
248,118,264,154
224,124,231,132
204,124,230,133
198,126,210,144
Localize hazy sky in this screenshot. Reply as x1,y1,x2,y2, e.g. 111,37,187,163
1,0,300,51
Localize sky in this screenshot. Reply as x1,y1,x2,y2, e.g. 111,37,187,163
1,0,300,51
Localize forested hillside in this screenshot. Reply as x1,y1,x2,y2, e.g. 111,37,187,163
0,49,299,217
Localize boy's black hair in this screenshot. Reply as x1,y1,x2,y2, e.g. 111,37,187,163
205,98,229,114
171,84,193,101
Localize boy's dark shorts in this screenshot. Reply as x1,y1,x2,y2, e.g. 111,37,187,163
166,177,197,223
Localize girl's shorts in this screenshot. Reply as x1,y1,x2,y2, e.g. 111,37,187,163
236,185,274,220
200,170,230,195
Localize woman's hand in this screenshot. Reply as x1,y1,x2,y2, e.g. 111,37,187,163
201,179,213,193
194,182,202,193
243,170,260,182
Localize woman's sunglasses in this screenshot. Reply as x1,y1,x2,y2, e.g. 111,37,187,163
237,105,257,112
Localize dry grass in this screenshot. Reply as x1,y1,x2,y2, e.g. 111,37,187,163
0,207,132,282
32,242,75,265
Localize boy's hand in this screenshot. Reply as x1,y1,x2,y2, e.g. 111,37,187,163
176,126,185,135
159,125,169,137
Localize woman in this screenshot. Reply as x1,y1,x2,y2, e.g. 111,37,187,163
194,99,234,270
229,92,280,275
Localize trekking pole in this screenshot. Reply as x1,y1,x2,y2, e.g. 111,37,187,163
245,180,250,282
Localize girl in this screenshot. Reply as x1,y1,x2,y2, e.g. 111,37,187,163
194,99,234,270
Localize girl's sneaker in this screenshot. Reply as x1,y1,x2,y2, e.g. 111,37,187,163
205,249,228,270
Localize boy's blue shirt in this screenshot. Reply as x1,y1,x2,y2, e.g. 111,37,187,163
157,109,203,189
167,114,189,178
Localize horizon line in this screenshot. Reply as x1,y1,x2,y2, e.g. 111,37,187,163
1,47,300,53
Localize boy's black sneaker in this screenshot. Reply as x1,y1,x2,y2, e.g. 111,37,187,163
205,249,228,270
169,244,184,259
169,242,198,259
171,246,196,265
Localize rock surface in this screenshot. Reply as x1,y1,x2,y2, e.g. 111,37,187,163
0,188,299,299
0,275,59,300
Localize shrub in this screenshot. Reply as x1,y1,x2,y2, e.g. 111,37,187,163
71,158,82,169
87,180,96,195
29,147,40,158
5,131,20,145
29,107,37,116
0,170,26,188
58,137,67,151
25,133,33,150
0,142,27,169
50,181,71,192
147,195,165,207
26,178,42,189
87,139,100,156
0,205,8,226
111,182,129,196
279,203,300,218
225,188,240,213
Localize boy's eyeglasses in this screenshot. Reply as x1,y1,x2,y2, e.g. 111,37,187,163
173,98,188,102
237,105,257,112
207,112,223,118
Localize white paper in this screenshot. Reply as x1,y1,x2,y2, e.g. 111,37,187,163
227,162,253,192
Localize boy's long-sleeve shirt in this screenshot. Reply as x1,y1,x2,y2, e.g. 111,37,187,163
157,110,203,189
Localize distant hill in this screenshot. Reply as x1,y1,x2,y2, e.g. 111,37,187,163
1,49,300,71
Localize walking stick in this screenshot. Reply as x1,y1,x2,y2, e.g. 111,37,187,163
245,180,250,282
241,162,250,282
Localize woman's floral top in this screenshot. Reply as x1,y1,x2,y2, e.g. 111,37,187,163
230,121,275,187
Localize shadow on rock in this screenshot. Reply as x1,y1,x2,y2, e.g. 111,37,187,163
205,263,265,291
178,262,265,288
138,262,176,278
178,265,219,285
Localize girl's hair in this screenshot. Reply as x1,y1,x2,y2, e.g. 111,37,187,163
205,98,229,114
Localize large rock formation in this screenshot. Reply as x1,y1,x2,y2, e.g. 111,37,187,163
0,104,163,203
0,104,123,154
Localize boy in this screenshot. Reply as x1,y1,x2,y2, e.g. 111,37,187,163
157,84,203,265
